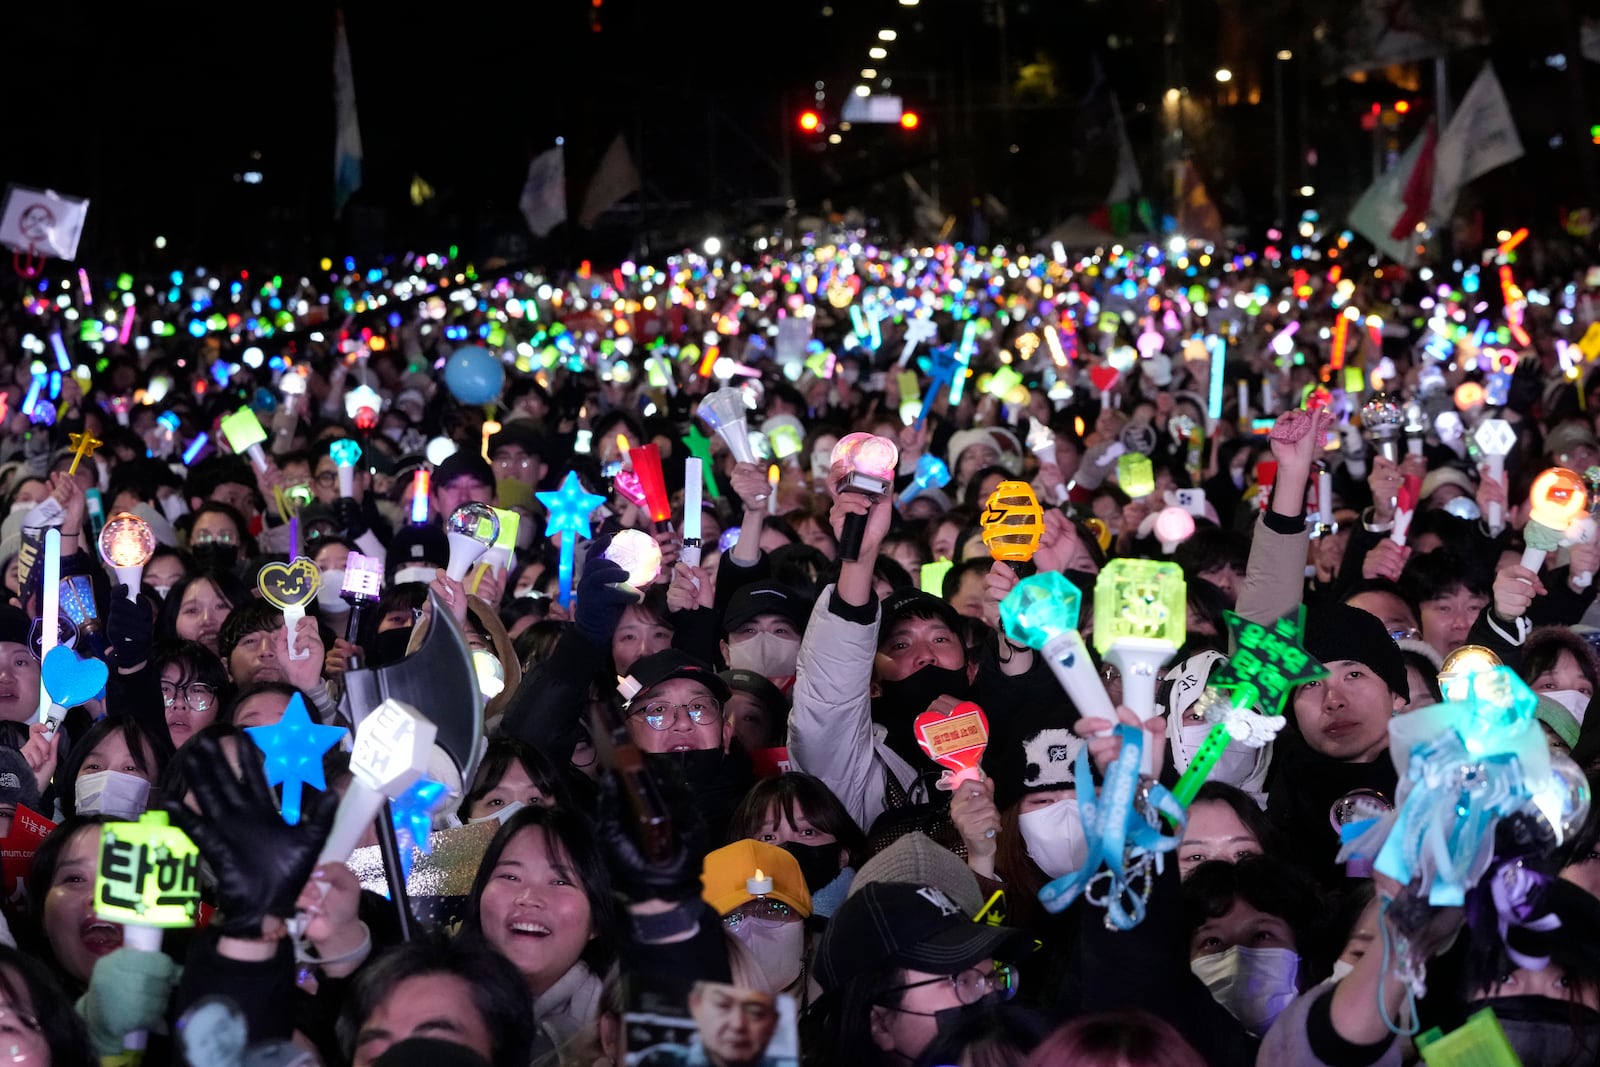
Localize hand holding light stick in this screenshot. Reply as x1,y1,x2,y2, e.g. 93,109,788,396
340,552,385,666
330,438,362,499
98,513,155,601
1094,560,1186,775
313,699,437,869
1000,572,1118,724
258,558,321,660
603,529,664,588
830,432,899,561
537,472,607,610
444,503,501,582
1522,468,1589,574
697,388,758,464
1390,475,1421,546
1474,418,1515,535
681,459,704,567
219,408,271,472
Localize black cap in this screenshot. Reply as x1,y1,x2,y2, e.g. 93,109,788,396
432,450,495,491
1304,602,1409,699
879,587,963,639
374,1038,493,1067
388,524,451,578
487,420,545,461
619,650,732,708
723,581,809,634
0,605,29,647
719,669,791,714
815,881,1029,992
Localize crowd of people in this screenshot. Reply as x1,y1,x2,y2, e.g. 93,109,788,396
1,226,1600,1066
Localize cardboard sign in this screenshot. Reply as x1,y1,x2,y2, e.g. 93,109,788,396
0,185,89,260
0,805,55,923
95,812,201,927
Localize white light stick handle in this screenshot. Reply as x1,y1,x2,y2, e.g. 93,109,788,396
318,780,387,866
1237,382,1250,424
1318,469,1334,529
283,606,310,660
338,466,355,498
1521,547,1549,574
1407,437,1424,457
38,530,60,726
1106,639,1173,776
446,531,490,582
246,443,268,472
1040,631,1117,725
112,565,144,601
1390,508,1415,547
119,925,164,1051
1485,457,1506,535
682,460,703,569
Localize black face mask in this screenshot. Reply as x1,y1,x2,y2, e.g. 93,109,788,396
1063,569,1101,594
1466,996,1600,1067
781,840,844,894
191,543,239,572
875,664,974,777
367,626,414,667
645,748,725,791
930,991,1009,1041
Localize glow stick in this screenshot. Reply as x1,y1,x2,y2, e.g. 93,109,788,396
38,529,60,726
537,472,606,609
118,310,135,347
219,408,269,471
410,469,429,524
681,459,704,567
66,432,102,476
50,332,70,372
99,514,155,601
445,503,500,582
1318,469,1334,530
1522,468,1588,574
767,465,780,516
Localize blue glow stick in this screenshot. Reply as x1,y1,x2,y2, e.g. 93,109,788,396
21,378,41,416
948,321,977,404
183,433,208,465
50,332,70,372
1206,335,1226,422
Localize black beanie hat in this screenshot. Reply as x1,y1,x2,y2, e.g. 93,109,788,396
1303,602,1410,700
0,605,29,648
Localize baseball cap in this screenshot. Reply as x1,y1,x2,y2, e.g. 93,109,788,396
848,831,985,917
719,669,790,715
816,881,1029,992
1419,467,1476,506
0,747,40,813
388,524,451,582
618,649,732,708
432,451,496,491
487,420,545,461
879,587,963,640
723,581,809,635
702,839,812,917
1546,422,1600,463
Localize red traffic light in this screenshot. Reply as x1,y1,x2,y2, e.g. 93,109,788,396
798,110,822,133
899,110,921,130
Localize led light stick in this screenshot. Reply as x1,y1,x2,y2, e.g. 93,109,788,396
628,444,674,533
767,465,780,516
330,438,362,498
1118,452,1155,498
697,387,758,463
1404,401,1427,457
917,346,962,428
340,551,385,665
1150,506,1196,554
1522,468,1588,574
897,314,937,367
898,454,952,507
98,513,155,600
829,432,899,561
1474,419,1515,535
1089,365,1121,408
245,692,348,826
914,701,990,790
444,502,500,582
980,481,1043,570
1026,418,1070,505
1390,475,1421,546
410,469,429,525
1094,560,1185,774
1317,467,1335,533
681,458,704,567
537,472,606,609
258,558,321,660
1000,572,1117,722
66,431,101,476
220,408,270,471
1361,394,1404,463
603,529,664,588
37,529,61,726
313,698,436,866
94,811,202,1053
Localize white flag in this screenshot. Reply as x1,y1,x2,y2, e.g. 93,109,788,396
1349,129,1434,267
519,147,567,238
1431,63,1524,223
0,185,89,260
577,135,639,229
332,11,363,219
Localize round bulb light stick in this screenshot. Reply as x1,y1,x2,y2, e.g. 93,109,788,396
1523,468,1588,574
1000,572,1117,723
329,438,363,498
1094,560,1186,775
604,529,664,588
697,387,758,464
445,503,501,582
1361,395,1404,464
98,513,155,601
830,432,899,561
1151,505,1196,554
1473,419,1515,535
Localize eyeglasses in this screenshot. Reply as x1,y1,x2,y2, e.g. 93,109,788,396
314,471,340,487
1389,627,1422,642
494,456,535,472
192,531,237,546
160,681,217,712
880,963,1018,1008
723,898,796,931
632,700,722,731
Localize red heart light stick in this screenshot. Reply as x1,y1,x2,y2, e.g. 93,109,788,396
914,701,990,790
1089,365,1121,408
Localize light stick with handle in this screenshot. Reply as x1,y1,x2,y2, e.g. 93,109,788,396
697,388,758,464
1025,418,1070,505
980,481,1043,573
1094,559,1186,775
94,811,202,1052
681,459,704,567
99,513,154,601
898,454,952,507
537,472,606,610
629,444,675,533
38,529,60,726
330,438,363,498
219,408,271,472
603,529,664,589
1522,468,1589,574
830,433,899,561
315,698,438,868
1390,475,1421,546
444,502,500,582
1000,572,1117,724
340,552,385,669
914,701,990,791
258,557,321,660
1474,419,1515,535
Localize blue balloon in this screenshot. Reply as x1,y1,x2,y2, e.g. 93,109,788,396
443,345,505,405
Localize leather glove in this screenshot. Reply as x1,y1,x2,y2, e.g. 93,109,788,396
573,548,641,646
596,769,707,905
104,587,154,669
333,496,368,540
164,735,337,937
76,947,178,1056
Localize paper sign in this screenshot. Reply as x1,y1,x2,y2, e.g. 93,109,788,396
0,185,89,260
95,812,201,927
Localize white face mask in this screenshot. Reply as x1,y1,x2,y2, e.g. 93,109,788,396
468,799,527,827
730,916,805,991
152,585,173,600
316,571,348,611
1542,689,1591,726
76,770,151,820
726,632,800,681
1178,723,1262,790
1017,796,1087,878
1190,945,1300,1035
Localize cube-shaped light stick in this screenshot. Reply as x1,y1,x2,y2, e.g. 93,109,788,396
1094,560,1185,774
316,699,439,866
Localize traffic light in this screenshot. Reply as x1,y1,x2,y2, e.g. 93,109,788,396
798,110,822,133
899,110,920,130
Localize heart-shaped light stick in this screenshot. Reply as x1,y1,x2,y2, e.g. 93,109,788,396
258,557,321,659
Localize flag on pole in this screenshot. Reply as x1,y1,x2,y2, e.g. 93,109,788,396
577,135,640,229
332,11,363,219
1349,125,1436,266
1430,63,1524,224
519,147,567,237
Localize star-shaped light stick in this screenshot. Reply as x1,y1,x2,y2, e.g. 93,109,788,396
537,471,606,609
245,693,348,825
67,432,102,476
390,777,448,882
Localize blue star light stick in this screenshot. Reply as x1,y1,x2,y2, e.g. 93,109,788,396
245,693,348,825
389,777,447,881
917,345,961,429
537,472,606,610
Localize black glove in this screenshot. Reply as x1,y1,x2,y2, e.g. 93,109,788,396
104,587,154,669
573,550,640,646
596,769,707,905
332,496,368,541
165,735,337,937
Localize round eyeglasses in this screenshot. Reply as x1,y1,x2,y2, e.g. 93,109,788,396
880,963,1018,1008
160,681,217,713
631,700,722,731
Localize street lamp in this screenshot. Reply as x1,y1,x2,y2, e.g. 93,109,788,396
1215,68,1233,83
